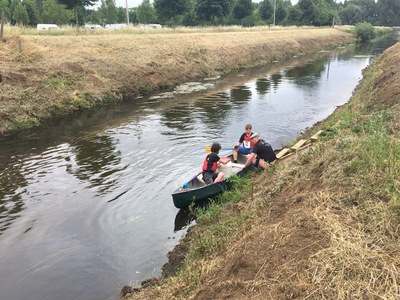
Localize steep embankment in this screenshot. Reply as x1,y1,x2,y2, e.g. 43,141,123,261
0,27,354,135
122,42,400,299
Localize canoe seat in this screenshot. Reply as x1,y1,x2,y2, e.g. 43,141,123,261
196,173,206,184
231,162,245,168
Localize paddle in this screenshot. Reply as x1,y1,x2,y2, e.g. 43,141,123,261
205,146,233,152
204,146,252,154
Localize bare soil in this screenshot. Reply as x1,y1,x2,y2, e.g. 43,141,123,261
0,27,354,135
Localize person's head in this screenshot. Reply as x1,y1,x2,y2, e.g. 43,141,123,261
211,143,222,154
245,124,252,133
250,132,260,142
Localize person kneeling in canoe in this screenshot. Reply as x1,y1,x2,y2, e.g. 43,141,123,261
202,143,230,184
243,133,276,170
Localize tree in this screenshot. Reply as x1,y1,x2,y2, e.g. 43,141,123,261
57,0,97,26
313,0,331,25
98,0,118,24
13,1,29,24
181,9,198,26
259,0,273,22
23,0,40,25
233,0,253,21
154,0,188,26
0,0,10,16
42,0,72,24
378,0,400,26
339,3,363,24
36,0,43,16
129,8,138,24
286,5,302,25
195,0,233,23
298,0,331,26
84,8,100,24
136,0,156,23
116,6,126,23
354,0,378,24
274,0,287,24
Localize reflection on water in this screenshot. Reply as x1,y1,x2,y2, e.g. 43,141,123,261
285,58,327,86
230,86,252,103
0,35,397,300
255,78,271,95
160,104,197,132
0,157,27,234
67,135,123,195
174,209,197,232
270,72,283,89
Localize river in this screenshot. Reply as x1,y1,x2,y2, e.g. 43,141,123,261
0,34,397,300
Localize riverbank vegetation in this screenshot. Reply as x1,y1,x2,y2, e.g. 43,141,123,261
122,41,400,299
351,22,393,42
0,27,355,136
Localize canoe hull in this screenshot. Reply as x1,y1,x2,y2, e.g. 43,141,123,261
171,154,250,209
172,173,243,209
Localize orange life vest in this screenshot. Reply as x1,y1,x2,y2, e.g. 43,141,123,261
202,154,218,172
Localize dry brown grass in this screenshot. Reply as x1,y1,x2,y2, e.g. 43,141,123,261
123,42,400,300
4,24,348,36
0,26,354,135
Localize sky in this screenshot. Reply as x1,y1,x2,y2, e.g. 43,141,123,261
123,0,142,7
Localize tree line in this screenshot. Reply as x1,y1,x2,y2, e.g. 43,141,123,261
0,0,398,28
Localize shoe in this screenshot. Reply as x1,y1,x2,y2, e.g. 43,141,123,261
233,160,238,163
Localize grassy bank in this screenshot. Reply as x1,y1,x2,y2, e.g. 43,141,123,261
0,26,355,136
122,42,400,299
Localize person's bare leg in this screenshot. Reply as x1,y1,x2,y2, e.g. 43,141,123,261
233,149,238,162
252,158,268,169
214,172,224,182
258,159,266,169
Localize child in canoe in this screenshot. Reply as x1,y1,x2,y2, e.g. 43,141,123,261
202,143,230,184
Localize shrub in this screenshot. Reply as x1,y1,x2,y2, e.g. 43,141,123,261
354,22,376,42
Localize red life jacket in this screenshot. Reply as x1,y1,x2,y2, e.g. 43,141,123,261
243,134,255,148
202,154,218,172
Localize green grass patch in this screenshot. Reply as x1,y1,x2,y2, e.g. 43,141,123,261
44,76,74,91
164,173,253,298
11,116,40,131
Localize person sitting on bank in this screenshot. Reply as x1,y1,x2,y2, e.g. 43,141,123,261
202,143,230,184
232,123,255,163
243,133,276,170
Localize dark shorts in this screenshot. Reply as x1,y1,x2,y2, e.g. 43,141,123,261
238,147,252,155
203,172,218,185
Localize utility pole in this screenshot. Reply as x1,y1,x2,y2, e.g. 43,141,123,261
1,12,5,40
125,0,130,25
273,0,276,26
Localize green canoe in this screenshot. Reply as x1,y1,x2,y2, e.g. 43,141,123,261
171,154,251,209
